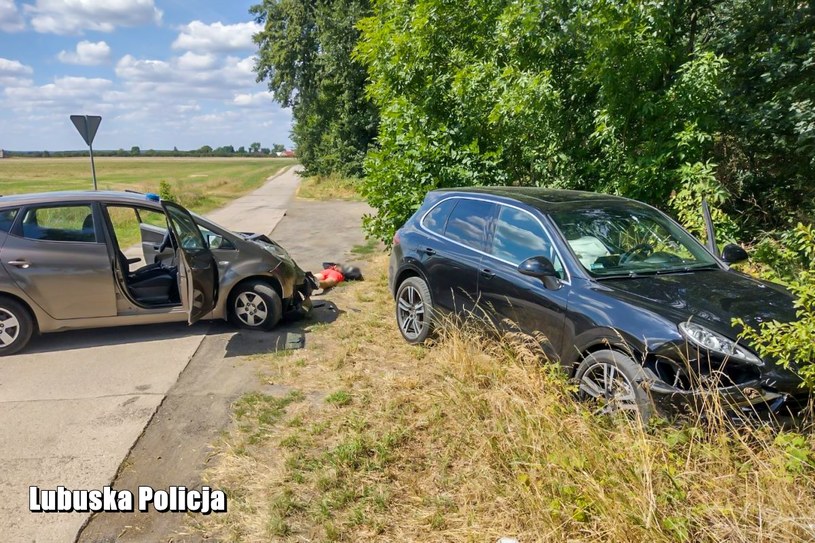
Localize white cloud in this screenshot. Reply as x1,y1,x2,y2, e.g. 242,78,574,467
57,40,111,65
176,51,217,71
0,56,33,85
115,53,257,99
233,91,273,108
172,20,262,53
25,0,162,35
0,0,24,31
3,76,112,110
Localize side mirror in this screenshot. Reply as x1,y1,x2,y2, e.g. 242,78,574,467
721,243,748,264
518,256,561,290
206,234,223,249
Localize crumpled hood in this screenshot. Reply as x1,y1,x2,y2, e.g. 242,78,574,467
599,269,797,336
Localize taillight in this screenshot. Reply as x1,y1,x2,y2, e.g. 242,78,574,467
393,230,401,246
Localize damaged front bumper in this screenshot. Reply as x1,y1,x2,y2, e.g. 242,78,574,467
646,378,810,423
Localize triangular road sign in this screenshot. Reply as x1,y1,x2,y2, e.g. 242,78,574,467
70,115,102,146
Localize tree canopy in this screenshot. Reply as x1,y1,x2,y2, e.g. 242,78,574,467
251,0,379,177
356,0,814,243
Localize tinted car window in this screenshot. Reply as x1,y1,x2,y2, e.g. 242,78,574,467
21,205,96,243
421,198,457,235
0,209,18,233
491,205,564,277
444,199,494,251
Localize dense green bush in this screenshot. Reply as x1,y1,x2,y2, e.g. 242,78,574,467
735,224,815,390
355,0,814,244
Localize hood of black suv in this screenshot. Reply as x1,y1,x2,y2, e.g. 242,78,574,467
598,269,797,336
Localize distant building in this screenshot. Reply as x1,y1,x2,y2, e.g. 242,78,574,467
0,149,5,159
280,150,296,158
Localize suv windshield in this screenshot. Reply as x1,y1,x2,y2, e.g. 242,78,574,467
550,204,718,277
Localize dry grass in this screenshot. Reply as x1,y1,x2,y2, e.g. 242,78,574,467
296,174,362,201
192,255,815,542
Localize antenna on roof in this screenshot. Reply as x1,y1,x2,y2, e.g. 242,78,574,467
69,115,102,191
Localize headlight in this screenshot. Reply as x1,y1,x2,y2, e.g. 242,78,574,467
678,321,763,366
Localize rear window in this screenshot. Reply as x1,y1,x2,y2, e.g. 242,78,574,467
0,209,18,233
421,198,457,235
21,205,97,243
444,199,495,251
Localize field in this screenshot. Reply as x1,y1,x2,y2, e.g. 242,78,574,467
0,157,298,214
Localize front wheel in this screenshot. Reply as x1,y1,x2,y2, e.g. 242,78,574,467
228,281,282,331
575,350,655,423
0,297,34,356
395,276,434,344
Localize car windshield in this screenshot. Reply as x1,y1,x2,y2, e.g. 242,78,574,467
550,204,718,277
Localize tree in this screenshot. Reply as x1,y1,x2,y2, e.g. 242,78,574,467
251,0,378,176
130,146,140,156
261,147,271,155
356,0,814,244
237,146,247,154
199,145,213,154
249,142,261,153
272,143,286,154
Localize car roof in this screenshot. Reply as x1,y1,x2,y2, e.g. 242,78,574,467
0,190,162,208
431,186,640,212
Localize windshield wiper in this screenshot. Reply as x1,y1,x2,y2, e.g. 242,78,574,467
655,263,720,274
595,263,720,279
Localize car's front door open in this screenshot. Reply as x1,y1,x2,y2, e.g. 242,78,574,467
161,201,218,324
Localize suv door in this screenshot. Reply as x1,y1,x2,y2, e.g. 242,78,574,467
161,201,218,324
480,204,570,360
1,203,116,320
423,198,495,314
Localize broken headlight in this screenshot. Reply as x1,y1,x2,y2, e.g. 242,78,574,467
678,321,763,366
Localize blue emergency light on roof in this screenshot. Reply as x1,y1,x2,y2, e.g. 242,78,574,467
145,192,160,202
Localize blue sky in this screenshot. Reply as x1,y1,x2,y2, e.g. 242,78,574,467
0,0,293,151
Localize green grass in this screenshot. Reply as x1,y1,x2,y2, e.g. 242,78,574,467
325,390,353,407
0,157,297,249
0,156,297,214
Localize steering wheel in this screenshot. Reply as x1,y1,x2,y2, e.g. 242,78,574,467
619,243,654,264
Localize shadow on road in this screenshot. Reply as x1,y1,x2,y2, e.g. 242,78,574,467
24,321,211,354
23,300,343,358
224,299,342,357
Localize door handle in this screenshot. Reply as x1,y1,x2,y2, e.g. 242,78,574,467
480,268,495,280
420,247,436,256
8,260,30,269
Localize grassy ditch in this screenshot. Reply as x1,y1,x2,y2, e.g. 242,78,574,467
192,255,815,542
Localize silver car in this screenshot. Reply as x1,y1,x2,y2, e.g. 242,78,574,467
0,190,313,355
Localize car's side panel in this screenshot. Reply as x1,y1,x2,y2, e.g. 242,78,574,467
478,257,570,361
1,202,117,320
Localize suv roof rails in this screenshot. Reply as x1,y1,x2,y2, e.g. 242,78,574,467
124,189,144,194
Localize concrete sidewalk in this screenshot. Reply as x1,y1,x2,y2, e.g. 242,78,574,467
205,165,300,234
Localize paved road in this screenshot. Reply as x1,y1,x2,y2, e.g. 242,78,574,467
0,167,301,542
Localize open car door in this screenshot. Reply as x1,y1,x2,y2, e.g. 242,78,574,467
161,201,218,324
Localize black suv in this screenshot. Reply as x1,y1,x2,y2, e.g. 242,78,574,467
388,187,807,421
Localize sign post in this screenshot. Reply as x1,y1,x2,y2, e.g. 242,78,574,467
70,115,102,190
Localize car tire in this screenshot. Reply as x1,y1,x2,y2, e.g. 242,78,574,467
574,349,655,423
0,297,34,356
228,280,282,331
395,276,434,344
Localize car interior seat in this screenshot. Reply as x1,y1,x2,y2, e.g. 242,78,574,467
116,249,178,305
